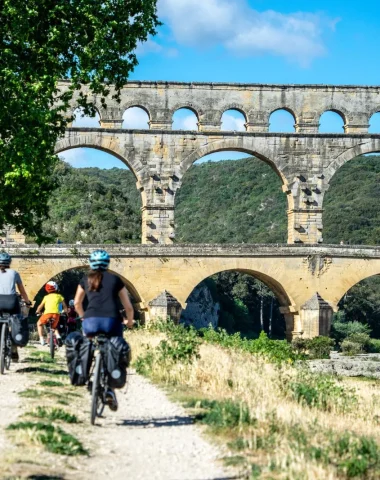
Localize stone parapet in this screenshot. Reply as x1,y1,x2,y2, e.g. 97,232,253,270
7,243,380,259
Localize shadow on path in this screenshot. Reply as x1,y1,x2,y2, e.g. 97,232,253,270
118,415,195,428
16,367,68,375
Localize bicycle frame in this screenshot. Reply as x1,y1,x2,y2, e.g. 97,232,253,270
0,314,13,374
89,335,111,425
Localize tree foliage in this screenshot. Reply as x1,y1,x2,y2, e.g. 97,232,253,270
39,161,141,244
0,0,159,239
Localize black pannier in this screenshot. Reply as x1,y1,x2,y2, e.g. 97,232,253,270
65,332,93,386
11,316,29,347
105,337,131,389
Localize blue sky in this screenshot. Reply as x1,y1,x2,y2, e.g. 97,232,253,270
63,0,380,169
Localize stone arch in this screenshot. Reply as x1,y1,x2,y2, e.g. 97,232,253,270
322,260,380,311
178,139,289,186
266,106,298,125
27,262,143,306
183,267,294,309
55,134,144,181
170,104,201,121
367,106,380,123
368,110,380,133
324,139,380,183
318,107,348,128
71,106,101,127
218,105,248,123
268,108,297,132
121,103,151,122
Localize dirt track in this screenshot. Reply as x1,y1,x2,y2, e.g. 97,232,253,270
0,345,238,480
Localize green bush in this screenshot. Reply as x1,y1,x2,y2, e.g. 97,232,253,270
369,339,380,353
331,319,371,344
201,328,300,364
291,336,334,359
186,398,256,429
284,370,357,413
340,340,363,356
341,333,371,356
307,336,335,359
157,324,200,364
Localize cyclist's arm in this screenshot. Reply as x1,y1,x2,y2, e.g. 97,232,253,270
36,298,46,315
74,285,86,319
16,280,31,304
118,287,134,328
62,299,69,315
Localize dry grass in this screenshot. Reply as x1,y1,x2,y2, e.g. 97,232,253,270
130,330,380,479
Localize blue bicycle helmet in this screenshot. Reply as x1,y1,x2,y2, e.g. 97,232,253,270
0,252,11,266
89,249,110,271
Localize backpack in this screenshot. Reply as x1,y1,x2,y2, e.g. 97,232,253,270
65,332,93,386
11,315,29,347
105,337,131,389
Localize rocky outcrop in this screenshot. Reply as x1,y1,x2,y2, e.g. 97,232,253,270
308,353,380,378
180,284,219,330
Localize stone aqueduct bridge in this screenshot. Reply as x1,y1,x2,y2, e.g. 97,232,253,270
9,244,380,340
57,80,380,245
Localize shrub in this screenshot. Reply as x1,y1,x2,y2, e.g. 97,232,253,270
202,328,300,364
340,340,363,356
331,319,371,344
369,339,380,353
306,336,335,359
157,325,200,364
186,398,256,429
291,336,333,359
284,370,357,413
341,333,371,355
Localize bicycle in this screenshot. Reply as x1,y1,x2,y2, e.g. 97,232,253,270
37,314,62,359
89,334,116,425
0,314,12,374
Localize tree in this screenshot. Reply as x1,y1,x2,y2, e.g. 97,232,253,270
0,0,160,240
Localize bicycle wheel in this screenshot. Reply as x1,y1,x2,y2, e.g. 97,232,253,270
49,330,55,359
91,353,103,425
0,324,6,374
5,334,11,370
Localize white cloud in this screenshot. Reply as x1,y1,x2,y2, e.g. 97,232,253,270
221,113,245,131
172,112,198,130
122,107,150,129
72,108,100,128
158,0,337,65
136,38,179,57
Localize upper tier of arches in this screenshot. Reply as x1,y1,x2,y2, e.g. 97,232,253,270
62,80,380,134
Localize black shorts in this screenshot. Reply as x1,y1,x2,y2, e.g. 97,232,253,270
0,294,20,315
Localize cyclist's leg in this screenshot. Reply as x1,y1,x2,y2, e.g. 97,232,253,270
51,314,63,346
37,314,50,345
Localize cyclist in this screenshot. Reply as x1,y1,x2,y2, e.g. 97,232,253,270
74,249,134,411
0,252,31,361
66,299,78,334
36,281,68,346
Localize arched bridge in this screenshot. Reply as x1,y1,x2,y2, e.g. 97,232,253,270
10,244,380,340
57,80,380,245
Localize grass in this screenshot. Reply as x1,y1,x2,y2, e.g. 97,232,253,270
27,406,78,424
3,344,90,472
7,421,87,456
39,380,65,387
130,329,380,479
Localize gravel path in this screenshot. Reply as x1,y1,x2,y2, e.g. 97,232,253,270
78,371,236,480
0,352,31,452
0,348,238,480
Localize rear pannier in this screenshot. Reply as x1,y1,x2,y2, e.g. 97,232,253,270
105,337,131,389
11,316,29,347
65,332,93,386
